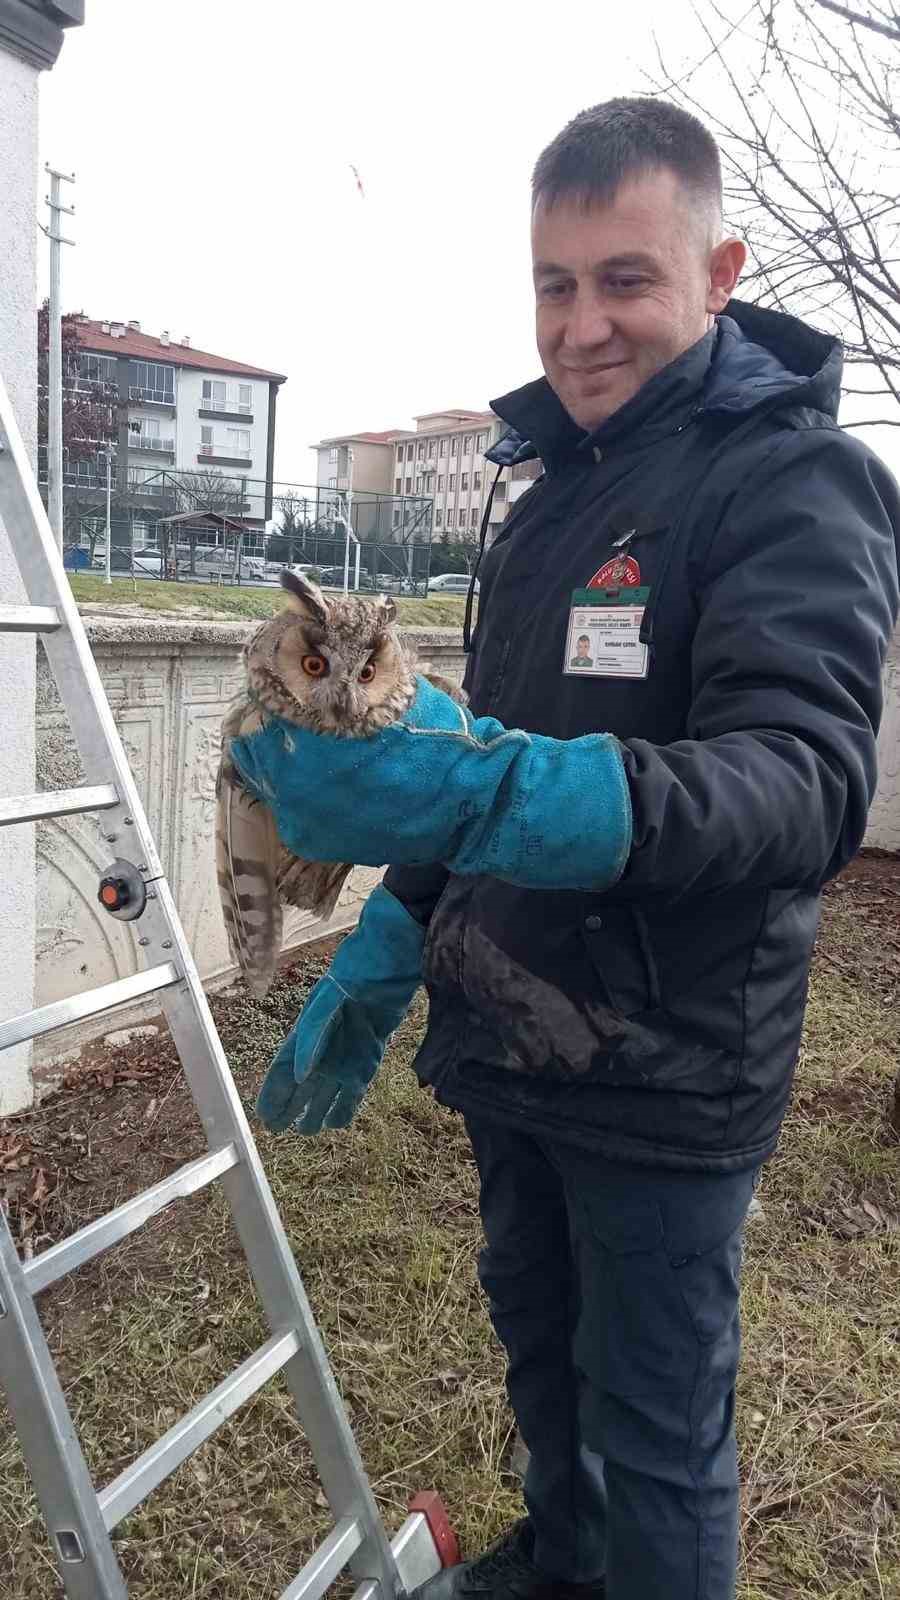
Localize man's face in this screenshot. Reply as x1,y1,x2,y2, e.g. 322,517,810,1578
532,168,743,432
576,637,591,658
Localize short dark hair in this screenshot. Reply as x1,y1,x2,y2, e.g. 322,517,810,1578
577,635,590,644
532,97,722,218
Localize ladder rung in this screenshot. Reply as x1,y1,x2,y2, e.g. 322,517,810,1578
0,963,181,1052
279,1516,364,1600
98,1329,302,1530
23,1144,240,1297
0,604,61,632
0,783,118,826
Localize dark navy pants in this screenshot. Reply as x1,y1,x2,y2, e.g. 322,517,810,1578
465,1118,757,1600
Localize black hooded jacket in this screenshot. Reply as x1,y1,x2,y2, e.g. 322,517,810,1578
385,301,900,1172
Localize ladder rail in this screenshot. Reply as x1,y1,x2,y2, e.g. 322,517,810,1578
0,373,163,881
0,1216,130,1600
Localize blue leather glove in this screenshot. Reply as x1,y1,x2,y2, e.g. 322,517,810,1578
231,676,632,893
256,884,425,1134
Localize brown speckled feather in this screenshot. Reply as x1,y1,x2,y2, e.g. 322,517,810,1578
215,571,466,997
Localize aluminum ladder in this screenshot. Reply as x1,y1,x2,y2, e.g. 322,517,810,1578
0,373,451,1599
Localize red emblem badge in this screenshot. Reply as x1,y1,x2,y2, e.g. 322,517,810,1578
587,554,641,589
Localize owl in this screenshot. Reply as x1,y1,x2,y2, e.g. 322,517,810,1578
216,569,463,998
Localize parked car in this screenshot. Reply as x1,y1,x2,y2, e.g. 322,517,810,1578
132,549,163,577
427,572,478,594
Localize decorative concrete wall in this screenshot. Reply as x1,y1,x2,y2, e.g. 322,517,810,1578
866,630,900,854
33,617,467,1066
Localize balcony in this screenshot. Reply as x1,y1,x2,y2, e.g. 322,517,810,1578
128,384,176,408
130,435,175,453
198,404,254,423
198,443,252,465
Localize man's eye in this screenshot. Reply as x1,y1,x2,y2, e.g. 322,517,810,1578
539,281,570,300
609,276,648,293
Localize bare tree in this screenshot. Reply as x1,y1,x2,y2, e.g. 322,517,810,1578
651,0,900,425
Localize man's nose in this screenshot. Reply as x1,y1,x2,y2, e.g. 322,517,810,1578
562,289,614,351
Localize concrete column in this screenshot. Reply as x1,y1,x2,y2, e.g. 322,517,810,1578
0,46,39,1113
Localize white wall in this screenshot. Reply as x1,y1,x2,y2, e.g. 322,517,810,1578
0,49,39,1113
175,368,269,488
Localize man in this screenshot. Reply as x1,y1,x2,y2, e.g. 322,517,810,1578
232,99,900,1599
569,634,594,669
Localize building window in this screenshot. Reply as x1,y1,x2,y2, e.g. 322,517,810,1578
439,438,447,457
461,472,468,491
227,427,251,458
473,470,482,491
449,474,456,492
329,477,337,488
471,506,479,527
74,352,117,388
202,378,252,414
464,434,473,453
458,509,466,528
428,439,436,457
450,437,459,456
437,475,444,492
393,507,401,529
328,446,339,464
417,441,426,459
477,431,488,450
128,360,175,406
435,508,443,527
405,476,412,494
406,442,414,461
395,476,402,494
200,424,213,453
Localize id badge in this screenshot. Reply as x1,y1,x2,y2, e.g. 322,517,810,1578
563,586,650,679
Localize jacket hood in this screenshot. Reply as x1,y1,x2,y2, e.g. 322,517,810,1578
489,298,844,470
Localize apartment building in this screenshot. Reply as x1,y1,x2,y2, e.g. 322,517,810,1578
54,317,286,539
313,408,512,544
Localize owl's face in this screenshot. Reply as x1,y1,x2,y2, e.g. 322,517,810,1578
245,572,416,735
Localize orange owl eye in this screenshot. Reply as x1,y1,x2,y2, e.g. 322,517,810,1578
359,660,377,684
301,654,328,678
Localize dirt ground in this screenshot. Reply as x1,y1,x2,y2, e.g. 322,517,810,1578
1,853,898,1598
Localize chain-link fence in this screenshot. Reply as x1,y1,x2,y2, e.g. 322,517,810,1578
54,465,436,594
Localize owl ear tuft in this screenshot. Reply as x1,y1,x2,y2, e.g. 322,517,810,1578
281,570,328,626
378,595,397,625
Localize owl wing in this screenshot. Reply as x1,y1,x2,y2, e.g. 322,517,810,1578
216,699,285,999
276,852,354,923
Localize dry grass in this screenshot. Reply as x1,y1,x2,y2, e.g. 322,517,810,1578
1,857,899,1597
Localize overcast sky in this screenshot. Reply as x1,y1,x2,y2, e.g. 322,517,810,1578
38,0,900,485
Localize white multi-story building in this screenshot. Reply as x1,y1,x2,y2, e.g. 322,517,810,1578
62,318,286,541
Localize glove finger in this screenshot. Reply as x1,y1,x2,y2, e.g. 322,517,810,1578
320,1085,366,1130
293,1077,345,1135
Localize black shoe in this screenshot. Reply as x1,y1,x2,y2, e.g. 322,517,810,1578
409,1518,606,1600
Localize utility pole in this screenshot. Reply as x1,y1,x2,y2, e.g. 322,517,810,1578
43,165,75,554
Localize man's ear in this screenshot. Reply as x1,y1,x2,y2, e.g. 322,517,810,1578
707,236,746,315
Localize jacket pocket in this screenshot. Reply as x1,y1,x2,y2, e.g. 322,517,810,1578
580,905,661,1017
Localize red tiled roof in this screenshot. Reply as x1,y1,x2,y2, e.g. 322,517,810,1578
73,319,286,382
